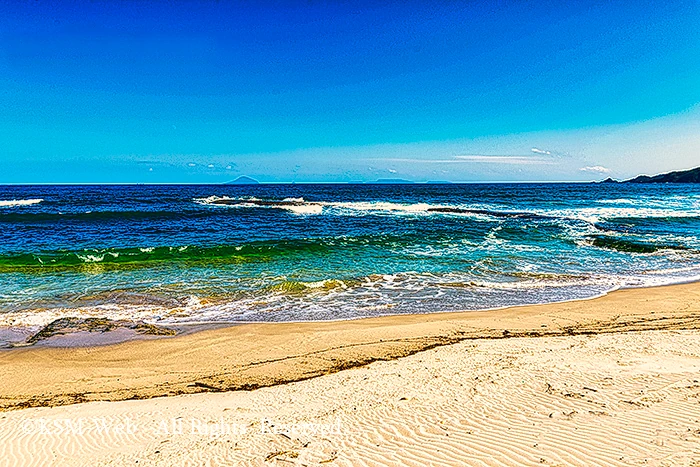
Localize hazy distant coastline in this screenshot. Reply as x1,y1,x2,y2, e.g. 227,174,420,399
601,166,700,184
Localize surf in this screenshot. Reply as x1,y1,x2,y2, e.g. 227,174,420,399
0,198,43,207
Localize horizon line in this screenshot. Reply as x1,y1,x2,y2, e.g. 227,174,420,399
0,180,604,186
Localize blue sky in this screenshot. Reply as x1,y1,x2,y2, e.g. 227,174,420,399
1,0,698,183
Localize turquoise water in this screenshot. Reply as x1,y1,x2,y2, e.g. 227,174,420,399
1,184,699,340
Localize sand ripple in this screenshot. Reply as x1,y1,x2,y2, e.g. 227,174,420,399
2,330,700,466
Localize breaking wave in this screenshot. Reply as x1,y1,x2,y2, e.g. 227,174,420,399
195,196,563,220
0,199,43,207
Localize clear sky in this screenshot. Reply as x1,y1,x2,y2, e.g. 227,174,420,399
1,0,698,183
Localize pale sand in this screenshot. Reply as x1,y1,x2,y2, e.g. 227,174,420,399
2,329,700,466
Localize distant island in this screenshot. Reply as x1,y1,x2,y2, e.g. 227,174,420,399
601,166,700,184
225,176,259,185
370,178,415,184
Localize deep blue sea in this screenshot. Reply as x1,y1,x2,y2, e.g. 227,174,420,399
1,184,699,342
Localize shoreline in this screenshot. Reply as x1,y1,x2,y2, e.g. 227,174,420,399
5,274,700,350
1,280,699,412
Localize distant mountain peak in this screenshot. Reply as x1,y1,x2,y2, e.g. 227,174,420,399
371,178,415,184
225,176,259,185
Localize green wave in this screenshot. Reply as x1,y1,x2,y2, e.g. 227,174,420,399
0,240,334,273
0,229,497,274
0,233,435,273
265,278,362,295
590,235,689,254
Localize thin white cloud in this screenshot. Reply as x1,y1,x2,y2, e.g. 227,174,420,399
372,155,555,165
579,165,611,174
454,155,553,164
388,168,397,173
531,147,551,155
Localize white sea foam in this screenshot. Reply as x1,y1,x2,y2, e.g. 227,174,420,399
194,196,231,205
283,204,324,215
195,197,486,218
597,194,700,209
3,264,700,333
0,198,43,207
319,201,436,214
195,196,700,223
194,196,262,205
194,196,322,215
532,205,700,224
75,254,108,263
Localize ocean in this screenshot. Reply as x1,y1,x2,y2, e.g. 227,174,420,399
1,183,699,344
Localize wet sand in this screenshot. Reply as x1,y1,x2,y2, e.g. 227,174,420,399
1,282,699,411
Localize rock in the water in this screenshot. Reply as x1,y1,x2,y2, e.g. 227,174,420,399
26,317,176,344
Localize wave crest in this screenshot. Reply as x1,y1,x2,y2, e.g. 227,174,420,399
0,199,43,207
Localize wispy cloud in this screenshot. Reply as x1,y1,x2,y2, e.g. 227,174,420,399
454,155,554,165
579,165,611,174
373,155,556,165
531,147,551,155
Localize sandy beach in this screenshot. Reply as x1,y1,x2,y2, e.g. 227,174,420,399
4,0,700,464
2,331,700,466
0,282,700,465
2,282,700,411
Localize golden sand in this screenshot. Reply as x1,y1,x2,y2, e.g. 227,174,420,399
1,282,699,411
